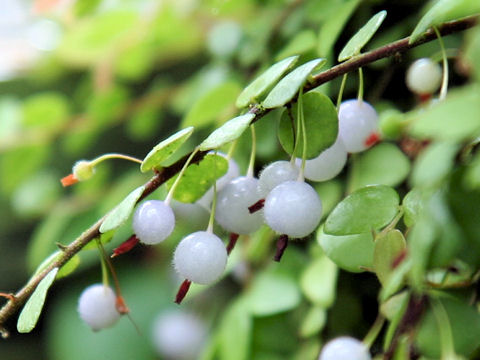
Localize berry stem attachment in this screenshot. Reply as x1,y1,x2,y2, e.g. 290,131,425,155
336,73,348,112
357,67,364,102
433,26,449,100
165,148,200,205
247,125,257,178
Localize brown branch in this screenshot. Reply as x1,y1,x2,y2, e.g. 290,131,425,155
0,15,477,336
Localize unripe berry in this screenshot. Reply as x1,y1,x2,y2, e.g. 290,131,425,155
132,200,175,245
152,310,207,360
173,231,227,285
215,176,264,234
258,160,300,197
406,58,442,95
338,99,379,153
77,284,120,331
296,136,347,182
264,180,322,238
73,160,95,181
319,336,371,360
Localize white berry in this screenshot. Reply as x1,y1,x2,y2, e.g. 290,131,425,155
338,99,379,153
152,310,207,360
77,284,120,331
173,231,227,284
132,200,175,245
319,337,371,360
264,180,322,238
406,58,442,95
258,160,300,197
215,176,264,234
197,153,240,210
296,135,347,182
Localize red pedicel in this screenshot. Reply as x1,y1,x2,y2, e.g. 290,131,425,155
60,174,79,187
365,132,380,147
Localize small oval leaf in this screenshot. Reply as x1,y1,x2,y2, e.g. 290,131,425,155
373,229,407,286
300,255,338,307
324,184,400,236
33,251,80,279
262,58,326,109
140,127,194,172
17,267,59,333
100,185,145,233
338,10,387,61
166,154,228,203
236,56,299,108
278,91,338,159
199,113,255,151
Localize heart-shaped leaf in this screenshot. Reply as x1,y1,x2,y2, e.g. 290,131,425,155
262,58,326,109
236,56,299,108
199,113,255,151
100,185,145,233
374,229,407,286
140,127,194,172
17,267,59,333
324,184,400,236
278,91,338,159
338,10,387,61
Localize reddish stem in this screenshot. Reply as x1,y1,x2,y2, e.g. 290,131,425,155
248,199,265,213
365,132,381,147
274,235,289,262
111,235,140,258
175,279,191,304
227,233,240,255
115,295,130,314
0,293,15,302
60,174,78,187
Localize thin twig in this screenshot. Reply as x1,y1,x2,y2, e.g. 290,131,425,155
0,15,477,334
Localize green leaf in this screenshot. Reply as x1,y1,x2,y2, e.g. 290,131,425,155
278,91,338,159
300,255,338,307
166,154,228,203
408,216,437,288
408,85,480,141
182,81,241,128
373,230,407,286
349,143,410,191
416,298,480,358
140,127,194,172
236,56,299,108
199,113,255,151
22,92,70,131
219,300,252,360
33,251,80,279
410,0,480,44
317,0,361,57
275,31,316,60
411,141,459,188
262,58,326,109
246,272,301,316
299,306,326,338
17,267,58,333
338,10,387,61
402,188,423,227
100,185,145,233
324,185,400,236
380,259,411,302
317,228,374,273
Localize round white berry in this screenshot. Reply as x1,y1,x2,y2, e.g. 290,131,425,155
406,58,442,95
132,200,175,245
296,136,347,182
319,336,371,360
258,160,300,197
152,310,207,360
338,99,379,153
173,231,227,284
197,154,240,210
171,200,209,231
215,176,264,234
77,284,120,331
264,180,322,238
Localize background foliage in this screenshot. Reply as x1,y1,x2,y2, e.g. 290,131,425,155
1,0,480,359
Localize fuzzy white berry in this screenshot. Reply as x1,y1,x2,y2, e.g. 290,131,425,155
77,284,120,331
296,136,347,182
132,200,175,245
338,99,379,153
173,231,227,284
406,58,442,95
319,336,371,360
215,176,264,234
258,160,300,197
152,310,207,360
264,180,322,238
